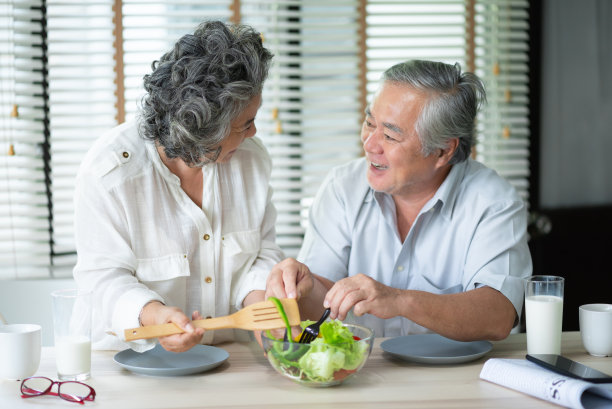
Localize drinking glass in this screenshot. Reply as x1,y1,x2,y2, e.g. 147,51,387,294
51,289,92,381
524,275,564,354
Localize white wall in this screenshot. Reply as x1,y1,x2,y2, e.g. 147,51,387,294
0,278,75,346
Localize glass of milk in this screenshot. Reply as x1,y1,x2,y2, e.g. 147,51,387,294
51,289,92,381
525,275,564,354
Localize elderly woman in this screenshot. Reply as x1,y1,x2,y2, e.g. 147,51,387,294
73,21,282,353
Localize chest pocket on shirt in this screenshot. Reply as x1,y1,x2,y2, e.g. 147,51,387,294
136,254,190,281
222,230,260,275
136,254,189,290
409,271,463,295
135,254,190,307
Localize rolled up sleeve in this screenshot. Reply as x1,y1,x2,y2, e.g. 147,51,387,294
73,169,163,351
463,198,532,319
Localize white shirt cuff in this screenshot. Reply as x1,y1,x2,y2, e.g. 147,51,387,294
111,287,164,352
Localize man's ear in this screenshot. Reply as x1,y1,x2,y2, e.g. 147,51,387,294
437,138,459,166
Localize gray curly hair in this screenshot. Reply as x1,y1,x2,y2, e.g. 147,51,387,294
139,20,273,166
382,60,486,164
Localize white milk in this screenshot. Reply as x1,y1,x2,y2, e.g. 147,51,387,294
56,335,91,379
525,295,563,354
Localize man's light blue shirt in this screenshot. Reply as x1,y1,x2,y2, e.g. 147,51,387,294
298,157,532,338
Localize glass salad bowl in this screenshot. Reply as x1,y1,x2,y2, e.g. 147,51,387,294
261,322,374,387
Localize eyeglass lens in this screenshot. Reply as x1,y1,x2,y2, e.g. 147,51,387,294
21,377,94,402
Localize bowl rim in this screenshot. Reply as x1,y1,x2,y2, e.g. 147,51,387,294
261,322,374,344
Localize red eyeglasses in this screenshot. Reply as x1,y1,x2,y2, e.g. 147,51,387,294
20,376,96,404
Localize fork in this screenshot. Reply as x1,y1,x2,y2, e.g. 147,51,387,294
298,308,331,344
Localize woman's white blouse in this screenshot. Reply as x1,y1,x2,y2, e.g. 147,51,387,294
73,121,283,351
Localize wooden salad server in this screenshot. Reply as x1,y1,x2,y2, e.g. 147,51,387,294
124,298,299,341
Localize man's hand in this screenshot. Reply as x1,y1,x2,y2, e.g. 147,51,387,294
139,301,204,352
324,273,402,321
325,276,516,341
265,258,314,300
265,258,335,324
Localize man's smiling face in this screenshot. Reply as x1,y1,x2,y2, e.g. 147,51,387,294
361,82,448,199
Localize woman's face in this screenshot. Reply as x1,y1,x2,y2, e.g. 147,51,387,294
215,94,262,163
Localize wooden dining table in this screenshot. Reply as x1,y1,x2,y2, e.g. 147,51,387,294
1,331,610,409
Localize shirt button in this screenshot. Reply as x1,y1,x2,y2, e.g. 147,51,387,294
203,234,210,240
205,276,213,284
122,151,129,158
397,265,404,271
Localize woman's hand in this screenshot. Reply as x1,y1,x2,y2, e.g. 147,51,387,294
265,258,314,300
139,301,205,352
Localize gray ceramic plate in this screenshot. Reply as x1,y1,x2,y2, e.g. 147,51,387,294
380,333,492,364
114,344,229,376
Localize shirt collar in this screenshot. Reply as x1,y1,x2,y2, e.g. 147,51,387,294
144,135,217,185
427,159,468,220
368,159,469,221
144,139,181,185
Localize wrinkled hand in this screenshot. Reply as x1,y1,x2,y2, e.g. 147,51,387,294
265,258,314,300
140,302,205,353
324,274,402,321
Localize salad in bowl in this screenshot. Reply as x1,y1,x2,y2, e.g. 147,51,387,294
261,319,374,387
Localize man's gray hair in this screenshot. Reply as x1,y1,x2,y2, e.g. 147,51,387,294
139,20,273,166
382,60,486,164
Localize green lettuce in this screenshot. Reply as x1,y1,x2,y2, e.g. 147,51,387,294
269,319,368,383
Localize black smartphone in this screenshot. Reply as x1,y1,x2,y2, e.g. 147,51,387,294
526,354,612,383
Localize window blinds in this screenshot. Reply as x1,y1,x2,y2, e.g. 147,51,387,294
241,1,362,256
1,0,531,278
366,0,466,95
0,0,51,278
46,0,116,270
121,1,232,121
473,0,530,201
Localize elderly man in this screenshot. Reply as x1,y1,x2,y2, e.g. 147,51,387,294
266,60,532,341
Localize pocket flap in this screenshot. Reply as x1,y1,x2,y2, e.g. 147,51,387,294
222,230,261,256
136,253,190,281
